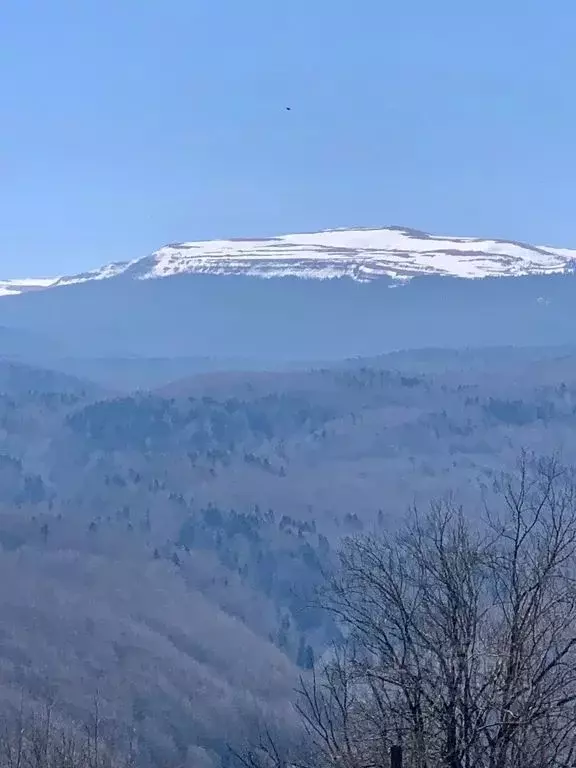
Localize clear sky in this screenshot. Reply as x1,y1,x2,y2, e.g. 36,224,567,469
1,0,576,277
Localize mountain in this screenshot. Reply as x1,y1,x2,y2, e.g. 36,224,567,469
5,226,576,291
2,226,576,364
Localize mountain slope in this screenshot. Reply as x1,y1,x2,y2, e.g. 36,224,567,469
1,270,576,361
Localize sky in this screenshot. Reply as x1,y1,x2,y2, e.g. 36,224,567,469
1,0,576,278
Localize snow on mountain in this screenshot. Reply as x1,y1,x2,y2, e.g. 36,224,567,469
53,261,130,288
0,277,60,297
4,227,576,296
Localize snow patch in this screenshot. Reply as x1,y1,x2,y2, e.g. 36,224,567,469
0,277,61,297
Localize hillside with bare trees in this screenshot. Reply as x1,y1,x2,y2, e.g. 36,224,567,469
1,348,576,764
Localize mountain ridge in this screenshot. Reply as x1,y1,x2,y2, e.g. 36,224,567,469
4,226,576,296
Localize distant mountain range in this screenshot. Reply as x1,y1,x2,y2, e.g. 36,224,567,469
1,225,576,369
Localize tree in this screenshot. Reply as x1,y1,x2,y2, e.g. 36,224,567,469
324,453,576,768
0,695,126,768
236,453,576,768
296,636,315,670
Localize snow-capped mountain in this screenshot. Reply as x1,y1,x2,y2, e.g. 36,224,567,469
4,227,576,297
3,225,576,364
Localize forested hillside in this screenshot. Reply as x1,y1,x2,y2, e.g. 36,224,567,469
1,347,576,765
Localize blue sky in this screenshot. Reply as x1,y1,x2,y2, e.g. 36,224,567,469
1,0,575,277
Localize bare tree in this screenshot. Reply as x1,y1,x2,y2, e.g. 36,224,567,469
294,641,394,768
236,454,576,768
323,453,576,768
0,696,129,768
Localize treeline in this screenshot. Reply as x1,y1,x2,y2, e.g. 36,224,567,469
66,394,336,453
